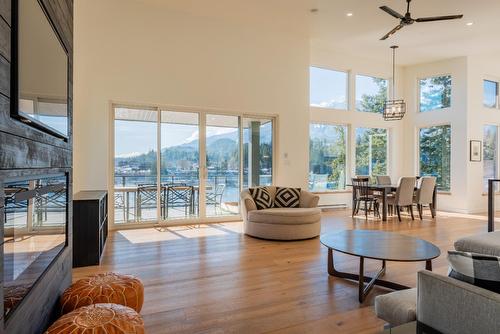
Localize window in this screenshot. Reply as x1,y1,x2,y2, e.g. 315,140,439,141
309,67,348,109
243,117,274,188
355,75,388,113
483,125,498,192
483,80,499,109
419,75,451,112
419,125,451,191
309,123,347,191
355,128,388,178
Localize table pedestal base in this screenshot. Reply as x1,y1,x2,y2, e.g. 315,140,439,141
327,249,432,303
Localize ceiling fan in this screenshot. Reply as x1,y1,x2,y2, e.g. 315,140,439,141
379,0,463,40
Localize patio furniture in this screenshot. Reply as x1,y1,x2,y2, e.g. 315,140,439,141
206,183,225,214
137,184,158,220
413,176,436,219
387,177,416,221
166,185,193,218
240,187,321,240
352,177,379,218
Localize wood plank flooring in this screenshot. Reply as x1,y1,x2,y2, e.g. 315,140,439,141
73,210,490,334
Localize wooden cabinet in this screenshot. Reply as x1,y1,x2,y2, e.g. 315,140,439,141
73,191,108,267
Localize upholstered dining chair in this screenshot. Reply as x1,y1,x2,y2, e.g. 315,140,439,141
376,175,392,185
414,176,436,219
387,177,416,221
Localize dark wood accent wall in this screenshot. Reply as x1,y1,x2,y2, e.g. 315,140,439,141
0,1,73,333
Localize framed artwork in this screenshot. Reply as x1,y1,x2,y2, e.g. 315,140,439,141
470,140,482,162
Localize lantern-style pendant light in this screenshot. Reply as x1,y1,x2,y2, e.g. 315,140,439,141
383,45,406,121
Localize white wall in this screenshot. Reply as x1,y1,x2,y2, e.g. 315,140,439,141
73,0,311,193
310,46,405,206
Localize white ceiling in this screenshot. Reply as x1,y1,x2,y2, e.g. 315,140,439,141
310,0,500,65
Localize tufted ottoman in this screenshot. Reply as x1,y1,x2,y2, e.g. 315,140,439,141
45,303,144,334
61,273,144,314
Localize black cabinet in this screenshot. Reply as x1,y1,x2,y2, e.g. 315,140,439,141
73,191,108,267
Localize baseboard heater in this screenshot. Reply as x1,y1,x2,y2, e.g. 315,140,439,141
319,204,347,211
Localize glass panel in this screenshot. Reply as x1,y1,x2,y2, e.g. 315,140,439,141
161,111,200,220
483,80,498,108
355,128,388,180
419,75,452,112
309,123,347,191
355,75,388,113
483,125,498,192
4,174,67,317
419,125,451,191
243,118,273,188
206,114,240,216
114,107,158,223
309,67,348,109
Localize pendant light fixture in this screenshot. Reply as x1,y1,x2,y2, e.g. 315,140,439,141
383,45,406,121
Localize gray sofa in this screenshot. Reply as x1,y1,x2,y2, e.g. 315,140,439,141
375,231,500,333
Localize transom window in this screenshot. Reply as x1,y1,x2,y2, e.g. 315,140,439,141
355,75,388,113
419,125,451,191
309,123,347,191
419,75,452,112
483,80,499,109
309,67,348,110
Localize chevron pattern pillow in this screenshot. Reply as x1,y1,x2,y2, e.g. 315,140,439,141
274,187,301,208
448,250,500,293
249,187,273,210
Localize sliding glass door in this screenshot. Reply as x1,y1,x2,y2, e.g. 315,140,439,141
112,106,275,225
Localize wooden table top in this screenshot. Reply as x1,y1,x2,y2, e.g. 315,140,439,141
320,230,441,262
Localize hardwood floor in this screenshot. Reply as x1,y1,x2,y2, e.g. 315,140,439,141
73,210,490,334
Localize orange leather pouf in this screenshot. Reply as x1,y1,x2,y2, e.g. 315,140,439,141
45,303,144,334
61,273,144,314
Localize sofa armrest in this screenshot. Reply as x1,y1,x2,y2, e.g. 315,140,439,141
417,270,500,334
240,190,257,214
300,190,320,208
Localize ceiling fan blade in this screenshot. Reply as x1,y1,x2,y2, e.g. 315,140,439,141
379,6,405,19
416,15,463,22
380,24,404,41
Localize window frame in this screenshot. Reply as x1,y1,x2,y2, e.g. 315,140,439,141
416,123,452,193
354,73,389,114
308,121,350,193
417,74,452,113
309,65,350,111
354,126,390,179
482,123,500,194
483,79,499,109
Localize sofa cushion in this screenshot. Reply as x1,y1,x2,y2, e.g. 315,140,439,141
454,231,500,256
274,187,301,208
249,187,273,210
448,250,500,293
248,208,321,225
374,288,417,326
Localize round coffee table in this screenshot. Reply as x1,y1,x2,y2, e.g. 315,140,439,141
320,230,441,303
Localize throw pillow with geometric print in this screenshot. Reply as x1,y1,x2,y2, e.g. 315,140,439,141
249,187,273,210
274,187,301,208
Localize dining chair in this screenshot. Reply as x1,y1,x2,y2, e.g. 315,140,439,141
376,175,392,185
414,176,436,219
387,177,416,222
351,177,379,219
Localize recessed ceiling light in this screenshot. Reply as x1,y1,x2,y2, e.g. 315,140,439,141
466,22,473,26
346,12,353,17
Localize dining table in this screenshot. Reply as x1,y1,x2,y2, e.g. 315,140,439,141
346,183,437,221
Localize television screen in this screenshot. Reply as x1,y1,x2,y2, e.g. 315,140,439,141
3,174,68,317
12,0,68,138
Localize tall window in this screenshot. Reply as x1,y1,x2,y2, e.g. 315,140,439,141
243,118,273,188
419,75,451,112
419,125,451,191
483,125,498,191
355,128,388,177
355,75,388,113
483,80,499,109
309,123,347,191
309,67,348,110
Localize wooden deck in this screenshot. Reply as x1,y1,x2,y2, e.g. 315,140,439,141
73,210,490,333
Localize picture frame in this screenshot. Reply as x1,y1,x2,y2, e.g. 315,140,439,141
470,140,482,162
